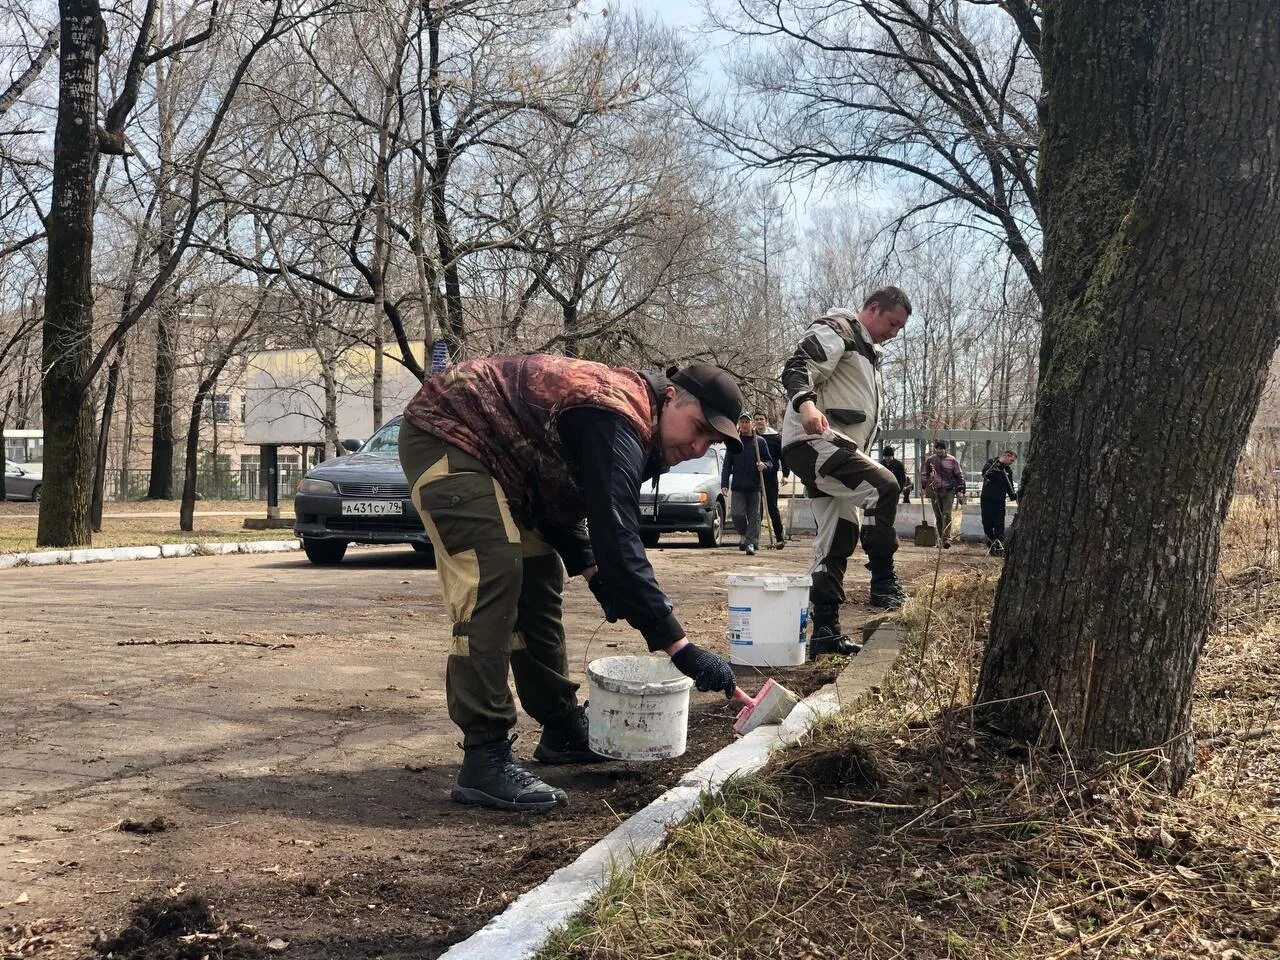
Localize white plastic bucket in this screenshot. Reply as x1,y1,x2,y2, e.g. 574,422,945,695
726,573,812,667
586,656,694,761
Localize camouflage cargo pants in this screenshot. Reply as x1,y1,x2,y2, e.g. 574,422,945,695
399,421,579,747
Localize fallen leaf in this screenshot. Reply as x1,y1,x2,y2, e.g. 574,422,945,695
266,937,289,952
1046,909,1073,935
15,891,30,904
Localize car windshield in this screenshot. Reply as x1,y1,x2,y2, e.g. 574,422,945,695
362,420,401,455
670,451,718,476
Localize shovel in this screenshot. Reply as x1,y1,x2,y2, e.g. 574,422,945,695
913,494,938,547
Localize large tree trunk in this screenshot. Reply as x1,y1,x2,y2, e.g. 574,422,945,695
977,0,1280,792
37,0,104,548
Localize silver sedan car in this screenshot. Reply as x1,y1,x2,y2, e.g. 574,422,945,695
3,460,42,501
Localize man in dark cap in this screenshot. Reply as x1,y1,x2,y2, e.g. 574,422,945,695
880,446,912,504
399,356,744,813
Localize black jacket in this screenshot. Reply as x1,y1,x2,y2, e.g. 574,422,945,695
548,406,683,652
758,429,787,478
981,458,1017,502
882,456,909,492
720,435,772,492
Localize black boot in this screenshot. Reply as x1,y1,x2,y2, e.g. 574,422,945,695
452,736,568,813
866,558,908,610
534,704,607,765
808,606,862,657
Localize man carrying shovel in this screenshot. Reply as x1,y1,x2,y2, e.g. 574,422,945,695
781,286,912,657
399,356,744,813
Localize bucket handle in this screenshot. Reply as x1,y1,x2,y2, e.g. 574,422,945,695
762,577,791,592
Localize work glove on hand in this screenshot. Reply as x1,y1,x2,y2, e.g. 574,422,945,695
670,643,737,698
587,575,620,623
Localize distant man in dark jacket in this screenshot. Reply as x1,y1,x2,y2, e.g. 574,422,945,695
754,412,786,547
980,450,1018,556
880,446,912,504
400,357,744,813
721,414,772,555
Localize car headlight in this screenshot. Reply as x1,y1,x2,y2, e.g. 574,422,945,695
666,492,708,504
298,477,338,495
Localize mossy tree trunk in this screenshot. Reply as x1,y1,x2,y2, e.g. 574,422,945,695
977,0,1280,791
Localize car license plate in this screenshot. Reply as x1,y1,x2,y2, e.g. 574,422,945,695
341,500,403,516
640,504,656,517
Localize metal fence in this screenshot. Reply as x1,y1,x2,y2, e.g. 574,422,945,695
103,463,302,502
880,429,1031,490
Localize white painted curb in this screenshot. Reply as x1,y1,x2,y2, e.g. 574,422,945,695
438,675,849,960
0,538,300,569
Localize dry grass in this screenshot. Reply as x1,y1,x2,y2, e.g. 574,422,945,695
0,516,289,554
0,498,288,517
541,497,1280,960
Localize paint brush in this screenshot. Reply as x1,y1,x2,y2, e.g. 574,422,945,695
732,678,801,735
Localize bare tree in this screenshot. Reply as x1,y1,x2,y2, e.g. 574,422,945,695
179,281,275,530
702,0,1043,300
38,0,319,546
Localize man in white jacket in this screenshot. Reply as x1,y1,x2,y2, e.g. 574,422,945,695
781,286,912,656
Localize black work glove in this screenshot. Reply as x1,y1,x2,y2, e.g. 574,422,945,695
587,574,620,623
670,642,736,698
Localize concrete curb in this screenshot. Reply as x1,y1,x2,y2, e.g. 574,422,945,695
0,539,300,570
439,620,905,960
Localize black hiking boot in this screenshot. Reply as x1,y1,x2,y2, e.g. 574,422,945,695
452,737,568,813
866,559,908,610
808,605,863,658
534,704,607,765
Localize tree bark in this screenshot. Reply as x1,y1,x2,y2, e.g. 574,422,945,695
426,16,464,359
37,0,104,548
90,341,126,530
146,75,179,500
146,305,178,498
977,0,1280,792
0,393,11,502
318,352,341,457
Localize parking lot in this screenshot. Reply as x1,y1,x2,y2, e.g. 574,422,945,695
0,537,966,958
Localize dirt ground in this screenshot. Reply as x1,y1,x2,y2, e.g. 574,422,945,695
0,536,977,959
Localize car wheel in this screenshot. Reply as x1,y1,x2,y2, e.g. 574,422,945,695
698,500,725,548
641,530,660,548
30,485,40,503
303,538,347,564
411,541,436,565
